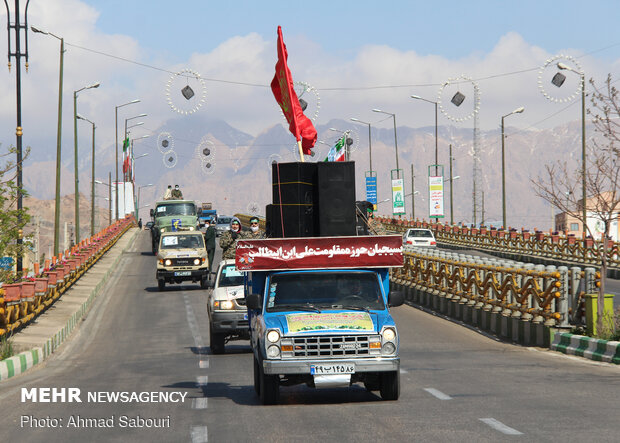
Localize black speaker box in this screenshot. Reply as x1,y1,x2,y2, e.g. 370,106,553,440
266,203,317,238
272,162,317,206
317,162,356,236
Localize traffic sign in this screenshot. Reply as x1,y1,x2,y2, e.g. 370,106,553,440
0,256,14,270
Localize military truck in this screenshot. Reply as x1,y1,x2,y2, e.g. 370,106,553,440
150,199,199,254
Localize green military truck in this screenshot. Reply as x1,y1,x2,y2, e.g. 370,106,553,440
150,200,200,254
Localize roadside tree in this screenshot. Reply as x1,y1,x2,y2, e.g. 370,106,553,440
531,75,619,337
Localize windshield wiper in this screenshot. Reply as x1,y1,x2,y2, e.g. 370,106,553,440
331,305,371,313
269,304,321,313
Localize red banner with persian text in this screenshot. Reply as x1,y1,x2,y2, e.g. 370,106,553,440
235,236,403,271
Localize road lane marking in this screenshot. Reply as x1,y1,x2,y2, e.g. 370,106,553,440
192,397,208,409
423,388,452,400
197,375,209,386
191,426,209,443
399,369,408,374
480,418,523,435
184,294,205,348
199,360,209,369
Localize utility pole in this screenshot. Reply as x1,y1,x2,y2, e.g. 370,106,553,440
410,164,415,220
449,144,454,225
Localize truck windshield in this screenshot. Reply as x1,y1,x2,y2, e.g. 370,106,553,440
155,203,196,216
218,264,244,287
266,272,385,311
160,234,204,249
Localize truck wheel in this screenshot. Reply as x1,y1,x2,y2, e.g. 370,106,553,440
209,324,225,354
253,357,260,395
259,365,279,405
158,279,165,291
380,371,400,401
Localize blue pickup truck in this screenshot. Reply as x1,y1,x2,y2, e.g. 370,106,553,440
236,236,404,405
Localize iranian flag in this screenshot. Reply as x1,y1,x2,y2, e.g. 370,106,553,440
325,135,346,162
270,26,317,158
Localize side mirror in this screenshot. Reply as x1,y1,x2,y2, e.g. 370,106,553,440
388,290,404,308
149,209,154,217
246,293,263,310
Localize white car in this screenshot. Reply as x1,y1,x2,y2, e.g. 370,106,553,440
207,259,249,354
403,228,437,247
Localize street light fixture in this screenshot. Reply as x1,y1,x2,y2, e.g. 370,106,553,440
95,175,112,226
73,82,100,244
31,26,64,256
372,109,400,177
350,118,373,173
77,114,96,237
557,62,587,239
411,95,439,174
115,99,141,220
501,106,525,229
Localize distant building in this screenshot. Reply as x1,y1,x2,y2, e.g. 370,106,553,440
555,192,619,240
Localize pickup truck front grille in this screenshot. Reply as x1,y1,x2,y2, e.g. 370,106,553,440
288,335,374,358
171,258,197,266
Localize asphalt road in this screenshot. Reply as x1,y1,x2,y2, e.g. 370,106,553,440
1,231,619,442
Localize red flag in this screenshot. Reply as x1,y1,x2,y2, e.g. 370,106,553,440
270,26,317,155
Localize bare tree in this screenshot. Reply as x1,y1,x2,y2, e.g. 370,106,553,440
532,75,620,337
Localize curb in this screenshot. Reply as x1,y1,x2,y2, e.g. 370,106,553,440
550,333,620,364
0,227,139,381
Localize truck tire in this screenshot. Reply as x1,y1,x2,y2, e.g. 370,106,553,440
209,324,225,354
259,364,279,405
380,371,400,401
253,357,260,394
158,279,165,291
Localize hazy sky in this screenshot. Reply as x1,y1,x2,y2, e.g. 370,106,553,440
1,0,619,156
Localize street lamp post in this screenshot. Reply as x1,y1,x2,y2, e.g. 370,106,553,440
73,82,100,243
95,176,112,227
411,95,438,174
411,164,415,220
137,183,154,220
31,26,64,256
5,0,30,274
557,62,587,238
350,118,372,172
115,100,140,221
501,106,525,229
372,109,400,177
77,115,96,236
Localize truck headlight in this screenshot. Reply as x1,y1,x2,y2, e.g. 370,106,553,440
382,342,396,355
214,300,234,310
164,259,172,266
382,328,396,341
189,226,195,231
193,258,200,265
160,228,165,233
267,345,280,358
267,330,280,343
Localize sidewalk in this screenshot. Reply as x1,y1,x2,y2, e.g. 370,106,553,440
0,227,139,381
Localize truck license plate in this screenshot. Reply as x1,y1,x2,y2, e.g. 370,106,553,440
174,271,191,276
310,364,355,375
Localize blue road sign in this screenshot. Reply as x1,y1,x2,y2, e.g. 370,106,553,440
0,256,14,270
365,176,377,204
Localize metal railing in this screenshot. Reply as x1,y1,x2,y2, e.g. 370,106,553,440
391,246,599,327
378,217,620,272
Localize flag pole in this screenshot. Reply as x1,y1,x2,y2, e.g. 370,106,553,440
297,140,305,162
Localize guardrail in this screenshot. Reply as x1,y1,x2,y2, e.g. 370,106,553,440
0,216,135,338
390,246,600,345
378,217,620,275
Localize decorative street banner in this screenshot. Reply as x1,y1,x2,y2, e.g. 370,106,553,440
391,178,405,215
286,312,374,333
429,175,444,218
365,176,377,205
235,236,403,271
